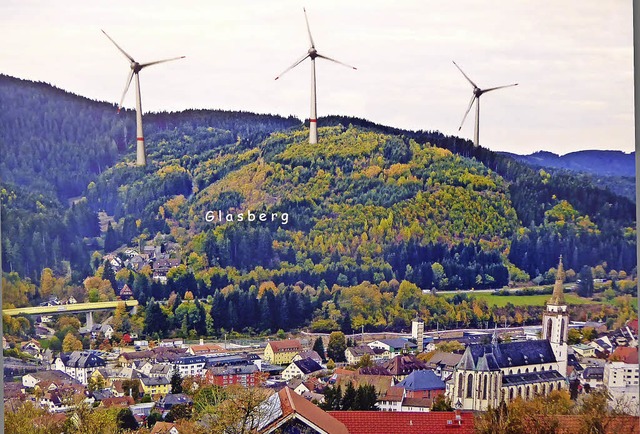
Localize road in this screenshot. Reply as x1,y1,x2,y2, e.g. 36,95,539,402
3,300,139,317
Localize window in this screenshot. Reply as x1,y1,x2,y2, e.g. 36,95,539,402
466,374,474,399
546,319,553,341
457,374,464,398
483,376,488,400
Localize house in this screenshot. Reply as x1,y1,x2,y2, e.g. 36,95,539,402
425,351,463,380
382,354,428,381
101,396,135,409
604,347,639,413
22,370,81,389
581,366,604,390
152,258,181,282
328,410,475,434
140,376,172,396
174,355,207,378
54,351,107,385
592,336,614,355
572,343,596,358
158,393,193,411
396,369,446,400
205,364,265,388
160,338,185,348
282,357,324,381
345,345,385,365
119,284,133,300
188,339,225,356
368,339,418,358
150,421,180,434
293,350,323,365
263,339,303,365
257,387,349,434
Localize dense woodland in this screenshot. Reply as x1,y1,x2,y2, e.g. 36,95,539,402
0,76,637,337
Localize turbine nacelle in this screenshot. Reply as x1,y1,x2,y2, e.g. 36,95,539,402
102,29,185,165
453,60,517,146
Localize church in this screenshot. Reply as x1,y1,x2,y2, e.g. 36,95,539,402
448,258,569,410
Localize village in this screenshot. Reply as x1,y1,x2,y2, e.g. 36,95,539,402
3,263,638,433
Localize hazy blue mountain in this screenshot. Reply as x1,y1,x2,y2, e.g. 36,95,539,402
501,150,635,177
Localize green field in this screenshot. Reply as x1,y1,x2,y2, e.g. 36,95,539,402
441,292,598,307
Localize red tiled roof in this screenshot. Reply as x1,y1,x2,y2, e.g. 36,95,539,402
549,415,639,434
328,411,475,434
610,346,639,364
627,319,638,334
102,396,134,408
150,422,178,434
268,339,302,353
263,388,349,434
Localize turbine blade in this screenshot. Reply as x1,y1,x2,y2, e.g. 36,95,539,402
275,53,310,80
118,70,135,113
102,30,135,63
483,83,518,93
453,60,478,89
458,93,476,131
139,56,186,69
303,8,315,48
316,53,357,70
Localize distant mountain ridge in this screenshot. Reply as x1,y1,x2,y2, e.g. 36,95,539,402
500,150,635,178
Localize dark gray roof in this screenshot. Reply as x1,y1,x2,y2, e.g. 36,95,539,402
502,370,564,387
61,351,106,369
378,338,418,350
293,357,323,375
175,356,206,365
582,366,604,380
141,377,170,386
458,340,557,371
396,370,445,391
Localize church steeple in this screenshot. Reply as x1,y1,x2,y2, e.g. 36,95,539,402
548,255,565,305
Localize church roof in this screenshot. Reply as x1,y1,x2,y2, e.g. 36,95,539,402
458,340,557,371
548,256,566,305
502,370,564,386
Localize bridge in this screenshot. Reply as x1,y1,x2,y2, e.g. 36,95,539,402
3,300,139,329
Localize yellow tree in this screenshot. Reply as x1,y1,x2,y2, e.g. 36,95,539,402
62,333,83,352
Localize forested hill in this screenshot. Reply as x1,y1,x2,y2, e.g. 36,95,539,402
499,149,636,202
0,76,636,288
0,74,300,201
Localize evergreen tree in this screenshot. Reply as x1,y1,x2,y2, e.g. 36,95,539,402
102,260,117,292
354,384,378,410
341,382,357,410
312,337,326,362
578,265,594,297
170,367,183,394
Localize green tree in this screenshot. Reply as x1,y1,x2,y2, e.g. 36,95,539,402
431,395,453,411
327,331,347,362
312,337,326,362
171,367,183,394
578,265,594,297
354,384,378,410
341,382,357,410
116,408,138,430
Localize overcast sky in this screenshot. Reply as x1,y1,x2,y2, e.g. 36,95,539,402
1,1,634,155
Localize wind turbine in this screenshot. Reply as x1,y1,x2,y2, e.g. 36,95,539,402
275,8,357,144
453,61,517,147
102,30,185,166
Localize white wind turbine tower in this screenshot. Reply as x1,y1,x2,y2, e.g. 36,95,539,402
102,30,185,166
453,61,517,147
275,8,357,144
